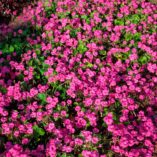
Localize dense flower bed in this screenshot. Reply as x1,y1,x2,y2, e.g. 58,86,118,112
0,0,34,17
0,0,157,156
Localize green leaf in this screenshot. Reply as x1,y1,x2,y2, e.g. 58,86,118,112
77,40,87,54
57,104,61,111
138,54,150,65
28,59,33,66
81,15,90,24
125,33,141,42
114,101,120,108
9,46,14,53
125,33,133,41
99,50,106,55
35,49,41,55
39,56,45,62
34,44,41,49
17,74,24,81
39,69,45,75
114,19,124,25
130,14,140,24
104,108,108,115
61,153,67,157
0,86,7,94
43,63,49,69
37,93,46,102
45,2,56,17
70,29,78,38
133,33,141,41
33,125,45,136
85,62,93,68
57,11,70,19
81,15,88,20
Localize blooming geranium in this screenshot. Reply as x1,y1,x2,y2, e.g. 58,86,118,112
0,0,157,156
103,113,113,125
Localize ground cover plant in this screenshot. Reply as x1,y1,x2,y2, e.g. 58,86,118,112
0,0,35,17
0,0,157,156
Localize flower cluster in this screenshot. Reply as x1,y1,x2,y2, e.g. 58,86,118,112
0,0,157,156
0,0,35,17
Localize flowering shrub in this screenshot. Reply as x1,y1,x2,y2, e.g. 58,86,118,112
0,0,157,156
0,0,34,18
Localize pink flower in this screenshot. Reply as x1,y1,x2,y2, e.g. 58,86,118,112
22,138,29,145
75,138,83,146
102,88,109,96
147,63,156,73
46,122,55,132
103,113,113,125
29,88,38,98
84,98,93,107
62,146,73,153
92,137,99,144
